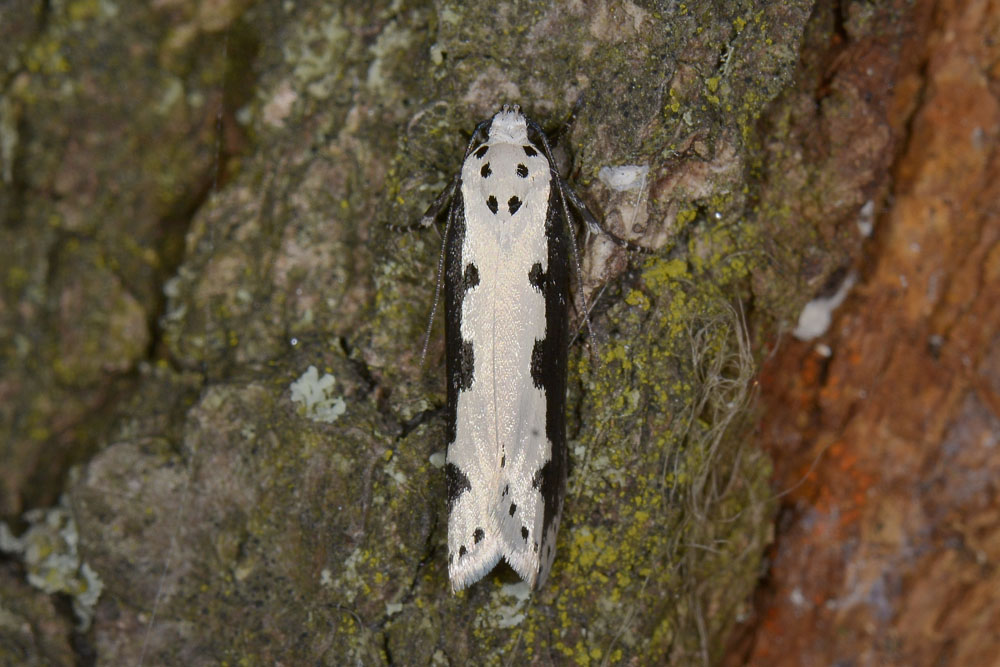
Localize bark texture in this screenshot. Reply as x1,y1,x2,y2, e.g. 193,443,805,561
727,0,1000,665
2,0,994,664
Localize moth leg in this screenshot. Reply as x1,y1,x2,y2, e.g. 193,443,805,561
418,177,459,229
409,115,490,230
462,118,493,158
383,177,456,233
561,178,653,254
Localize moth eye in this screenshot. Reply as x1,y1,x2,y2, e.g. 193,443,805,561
474,145,489,159
473,528,485,544
486,195,499,214
523,145,538,157
481,162,492,178
516,164,528,178
508,196,522,215
521,526,529,541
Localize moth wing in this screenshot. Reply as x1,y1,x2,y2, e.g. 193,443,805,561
499,181,570,589
443,192,506,591
446,460,504,590
497,398,552,588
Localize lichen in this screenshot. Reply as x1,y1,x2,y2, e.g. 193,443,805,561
0,496,104,630
289,364,347,423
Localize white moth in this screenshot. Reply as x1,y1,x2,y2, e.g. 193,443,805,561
419,104,639,591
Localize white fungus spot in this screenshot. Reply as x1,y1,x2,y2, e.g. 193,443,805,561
857,200,875,237
793,272,857,341
597,164,649,192
428,451,446,468
290,365,347,423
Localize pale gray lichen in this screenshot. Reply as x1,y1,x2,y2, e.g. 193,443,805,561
289,364,347,423
597,164,650,192
0,496,104,630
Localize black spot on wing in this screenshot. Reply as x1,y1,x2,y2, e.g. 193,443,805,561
473,528,485,544
445,463,471,511
463,263,479,291
532,457,563,543
532,459,556,490
509,502,517,516
508,196,522,215
474,145,489,159
486,195,498,214
521,526,529,541
459,340,474,391
523,145,538,157
516,163,529,178
459,545,467,557
528,262,545,291
480,162,491,178
530,338,545,390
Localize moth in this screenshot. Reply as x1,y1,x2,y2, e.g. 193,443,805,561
419,105,639,591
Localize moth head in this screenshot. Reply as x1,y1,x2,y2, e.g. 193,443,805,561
488,104,529,145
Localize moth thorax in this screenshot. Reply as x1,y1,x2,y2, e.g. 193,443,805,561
488,109,529,145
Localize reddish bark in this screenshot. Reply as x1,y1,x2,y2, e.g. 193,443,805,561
729,0,1000,664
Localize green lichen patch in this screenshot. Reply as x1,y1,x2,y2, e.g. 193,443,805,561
0,495,104,630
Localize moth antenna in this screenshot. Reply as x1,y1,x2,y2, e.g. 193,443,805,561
561,185,599,358
419,197,454,368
